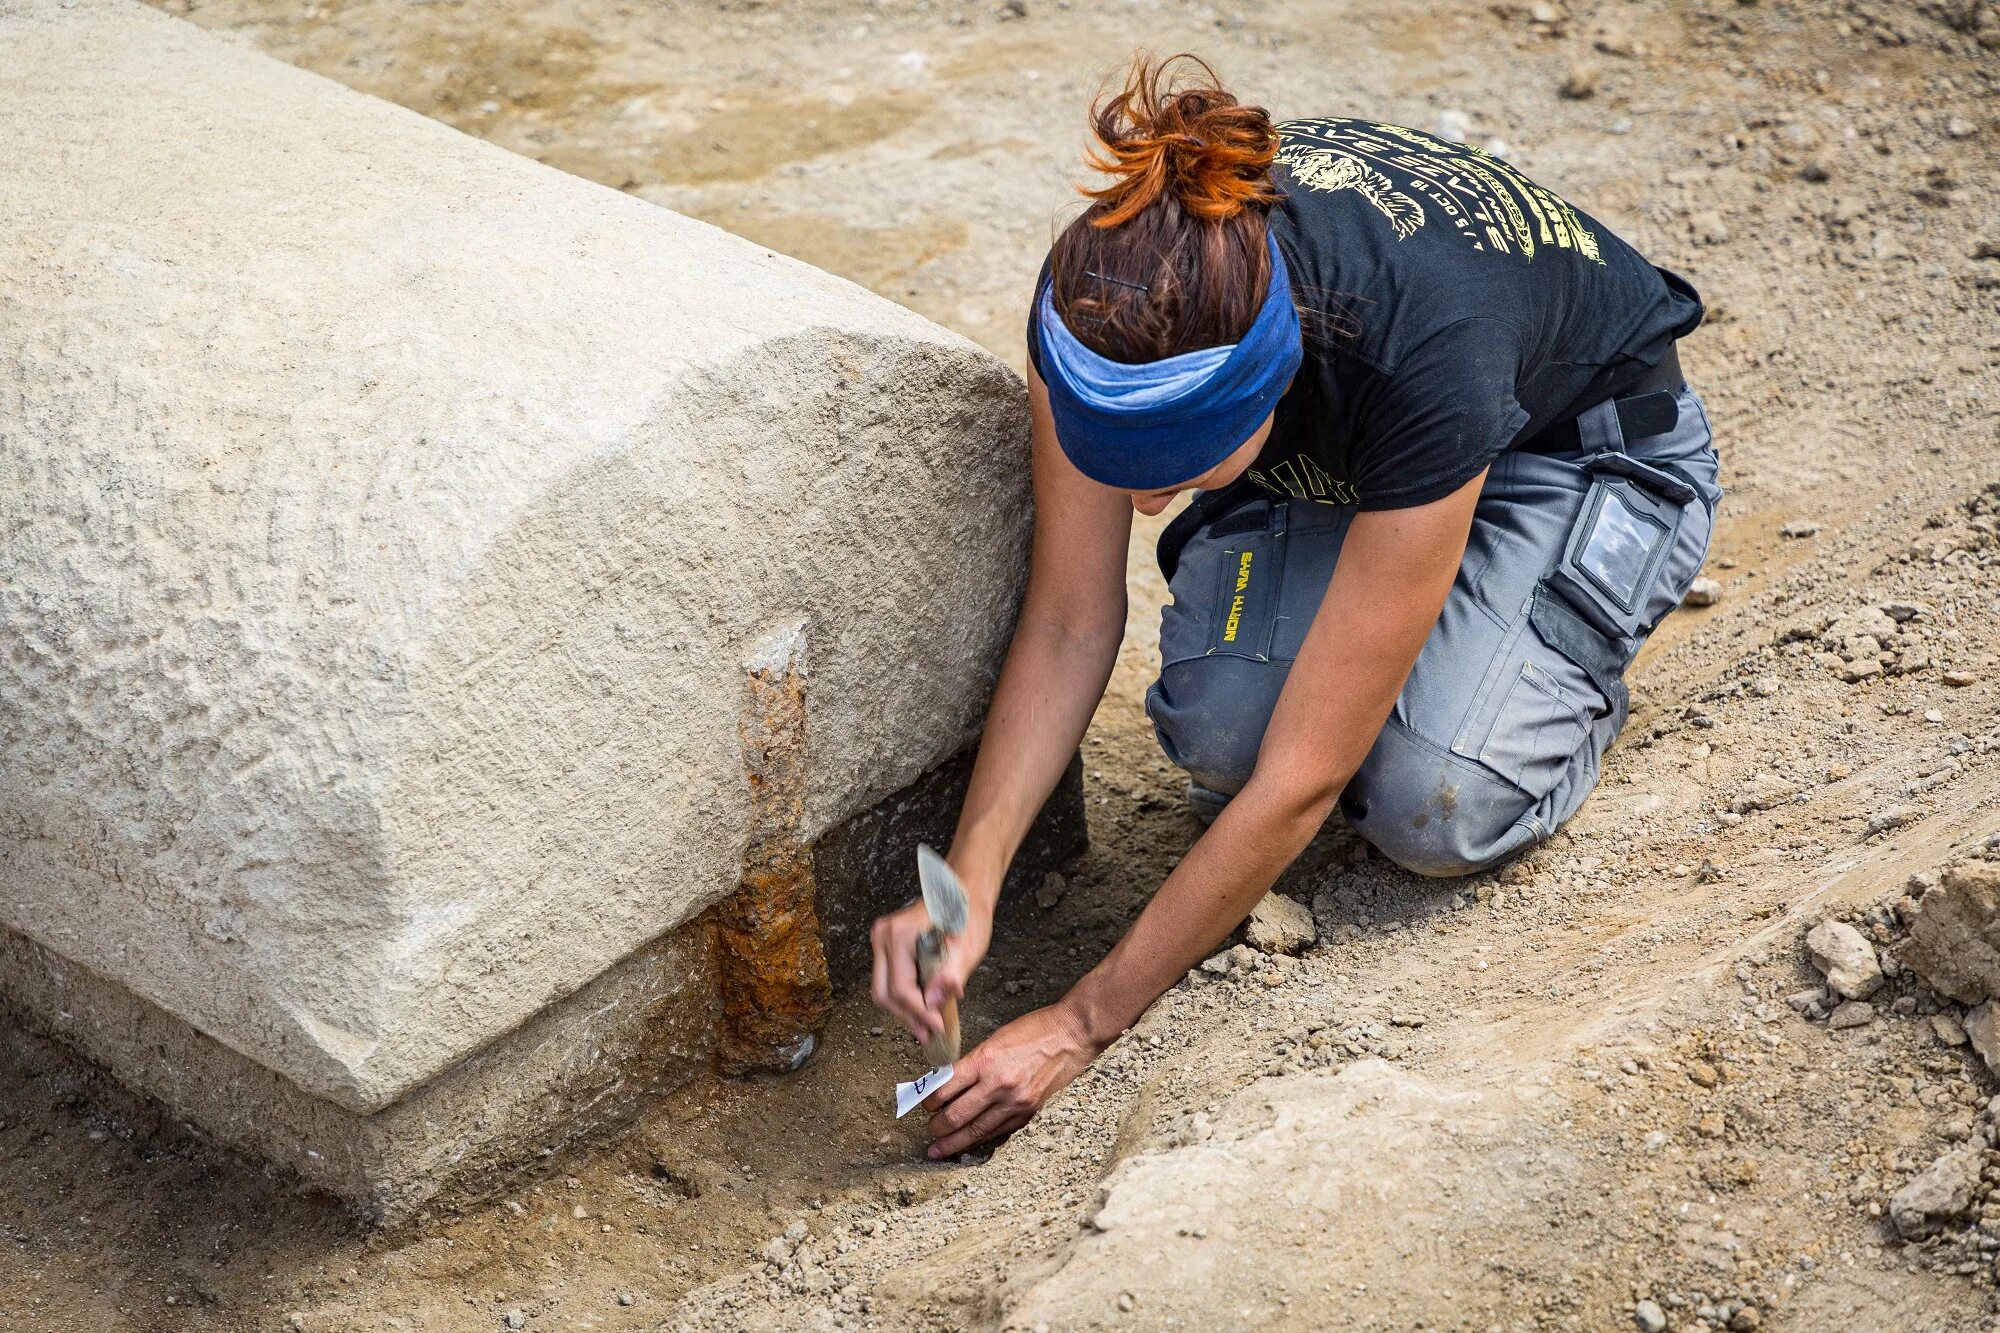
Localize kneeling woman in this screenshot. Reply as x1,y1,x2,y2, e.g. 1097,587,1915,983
872,55,1719,1157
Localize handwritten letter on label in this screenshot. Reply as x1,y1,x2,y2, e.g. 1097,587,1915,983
894,1063,954,1119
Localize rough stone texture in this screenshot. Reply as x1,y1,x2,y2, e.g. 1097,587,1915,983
1890,1145,1984,1239
1243,892,1317,955
0,751,1085,1221
1963,1001,2000,1079
1904,859,2000,1005
1804,920,1884,1000
1008,1061,1577,1326
0,0,1084,1213
0,916,714,1220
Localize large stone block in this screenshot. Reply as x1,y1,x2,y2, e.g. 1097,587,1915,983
0,0,1083,1216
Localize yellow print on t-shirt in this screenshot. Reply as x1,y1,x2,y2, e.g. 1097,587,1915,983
1247,453,1361,507
1275,118,1603,264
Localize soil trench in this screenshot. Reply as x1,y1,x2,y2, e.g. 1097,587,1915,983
3,1,1998,1330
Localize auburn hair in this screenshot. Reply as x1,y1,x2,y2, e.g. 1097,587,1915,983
1049,53,1283,365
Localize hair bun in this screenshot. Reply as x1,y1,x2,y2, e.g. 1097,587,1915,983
1082,54,1279,229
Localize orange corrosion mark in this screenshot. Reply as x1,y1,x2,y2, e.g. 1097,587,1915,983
710,622,833,1076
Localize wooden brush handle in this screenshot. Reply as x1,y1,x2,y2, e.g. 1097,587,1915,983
915,930,962,1065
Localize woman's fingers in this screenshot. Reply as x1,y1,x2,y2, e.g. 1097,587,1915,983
925,1060,1021,1143
888,940,935,1040
922,955,966,1010
922,1050,982,1113
869,919,891,1013
870,911,938,1041
922,925,988,1009
928,1103,1025,1159
883,945,917,1032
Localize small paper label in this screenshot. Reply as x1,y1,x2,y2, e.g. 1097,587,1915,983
895,1063,954,1119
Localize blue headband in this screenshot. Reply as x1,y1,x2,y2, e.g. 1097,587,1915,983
1034,233,1303,491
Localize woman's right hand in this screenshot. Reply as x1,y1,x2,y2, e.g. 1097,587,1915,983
870,893,992,1047
865,364,1124,1053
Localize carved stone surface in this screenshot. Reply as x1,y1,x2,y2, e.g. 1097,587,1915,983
0,0,1084,1218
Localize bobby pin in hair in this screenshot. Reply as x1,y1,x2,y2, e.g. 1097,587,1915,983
1084,270,1151,292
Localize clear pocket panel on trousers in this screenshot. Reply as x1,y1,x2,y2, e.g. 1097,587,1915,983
1548,473,1683,640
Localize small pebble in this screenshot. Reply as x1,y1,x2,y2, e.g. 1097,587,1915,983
1635,1299,1668,1333
1933,1013,1970,1047
1779,519,1819,538
1560,64,1598,98
1683,576,1722,607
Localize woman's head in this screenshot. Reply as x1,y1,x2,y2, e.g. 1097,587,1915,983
1034,54,1301,497
1051,53,1282,364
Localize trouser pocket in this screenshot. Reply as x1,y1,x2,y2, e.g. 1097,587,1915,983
1205,531,1280,659
1147,495,1356,796
1448,598,1608,802
1472,659,1589,796
1542,388,1721,645
1546,457,1690,641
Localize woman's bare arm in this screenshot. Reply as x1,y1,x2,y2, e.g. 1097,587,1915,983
920,469,1486,1155
871,364,1134,1042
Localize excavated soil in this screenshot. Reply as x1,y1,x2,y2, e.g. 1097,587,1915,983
3,0,1998,1330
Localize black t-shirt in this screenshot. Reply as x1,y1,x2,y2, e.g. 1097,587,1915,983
1030,116,1702,511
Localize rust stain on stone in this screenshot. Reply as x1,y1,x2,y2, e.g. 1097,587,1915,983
709,621,833,1076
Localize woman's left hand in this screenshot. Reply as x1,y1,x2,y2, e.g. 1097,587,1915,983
921,1002,1100,1158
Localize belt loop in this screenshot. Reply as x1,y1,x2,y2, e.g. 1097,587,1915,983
1270,498,1290,537
1575,398,1627,455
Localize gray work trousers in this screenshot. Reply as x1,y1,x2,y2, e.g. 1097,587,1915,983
1145,384,1722,877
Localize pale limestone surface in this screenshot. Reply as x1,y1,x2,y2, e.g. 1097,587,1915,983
1007,1060,1578,1326
0,0,1031,1115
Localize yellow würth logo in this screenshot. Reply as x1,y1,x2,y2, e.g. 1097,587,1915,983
1222,551,1253,643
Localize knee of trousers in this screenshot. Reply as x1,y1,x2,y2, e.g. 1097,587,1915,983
1144,655,1287,797
1339,718,1539,878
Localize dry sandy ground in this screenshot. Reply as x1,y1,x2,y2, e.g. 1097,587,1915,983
3,0,1998,1330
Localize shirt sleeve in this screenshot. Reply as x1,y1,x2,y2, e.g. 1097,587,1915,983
1346,316,1528,511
